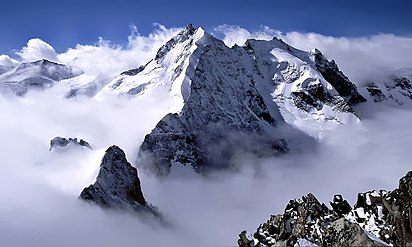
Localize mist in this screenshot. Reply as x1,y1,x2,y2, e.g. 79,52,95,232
1,87,411,246
1,24,412,246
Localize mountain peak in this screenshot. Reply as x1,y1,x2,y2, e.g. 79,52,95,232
15,59,61,71
184,23,195,33
80,145,147,209
310,48,323,56
100,23,213,108
0,58,83,96
154,24,206,61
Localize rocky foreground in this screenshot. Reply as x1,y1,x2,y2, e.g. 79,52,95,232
239,171,412,247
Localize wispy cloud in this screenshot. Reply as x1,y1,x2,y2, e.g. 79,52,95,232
0,54,18,67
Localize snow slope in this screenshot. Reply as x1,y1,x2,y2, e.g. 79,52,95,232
98,24,210,113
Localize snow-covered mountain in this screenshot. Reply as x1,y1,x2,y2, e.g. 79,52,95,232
97,24,366,175
2,25,404,177
1,25,411,176
97,24,208,113
360,68,412,106
100,25,366,139
1,25,411,177
0,59,82,96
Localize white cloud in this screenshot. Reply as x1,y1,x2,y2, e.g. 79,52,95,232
57,23,181,78
0,54,18,67
16,38,59,62
214,25,412,84
0,92,411,246
213,24,280,47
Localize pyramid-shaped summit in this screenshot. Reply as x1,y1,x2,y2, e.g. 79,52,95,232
80,145,158,216
117,25,367,176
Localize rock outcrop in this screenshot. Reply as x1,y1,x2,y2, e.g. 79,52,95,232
49,136,92,151
239,171,412,246
79,145,159,217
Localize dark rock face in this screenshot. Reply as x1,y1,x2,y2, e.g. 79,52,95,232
313,52,367,105
330,194,351,216
250,193,335,246
120,65,145,76
240,171,412,246
382,171,412,246
366,83,387,102
80,145,159,216
49,136,92,151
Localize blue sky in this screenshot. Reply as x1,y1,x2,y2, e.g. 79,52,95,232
0,0,411,55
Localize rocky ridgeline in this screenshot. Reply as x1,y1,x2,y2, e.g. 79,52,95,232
239,171,412,247
79,145,161,218
49,136,92,151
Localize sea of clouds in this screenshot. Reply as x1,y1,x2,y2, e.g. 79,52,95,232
0,24,412,246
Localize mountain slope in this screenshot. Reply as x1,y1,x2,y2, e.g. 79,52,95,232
98,24,210,113
244,39,365,137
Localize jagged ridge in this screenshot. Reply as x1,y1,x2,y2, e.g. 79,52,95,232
239,171,412,247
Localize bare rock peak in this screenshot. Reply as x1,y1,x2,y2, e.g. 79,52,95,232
79,145,160,218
